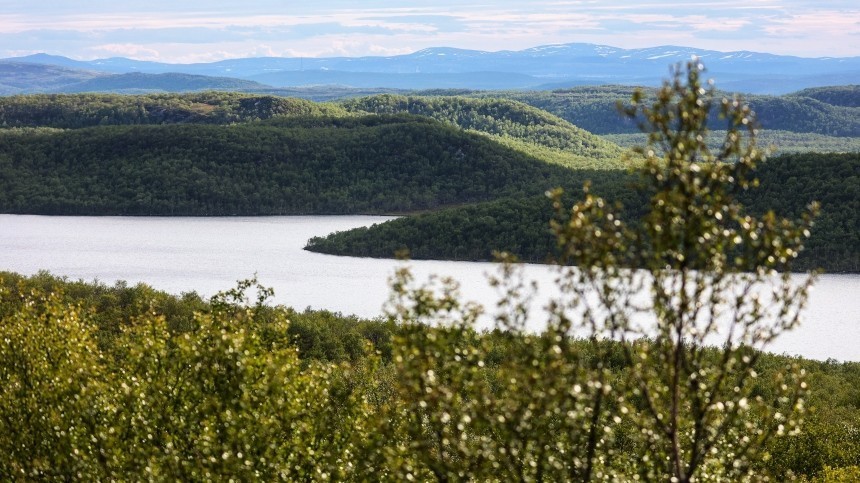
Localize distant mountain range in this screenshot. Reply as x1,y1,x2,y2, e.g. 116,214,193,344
2,43,859,95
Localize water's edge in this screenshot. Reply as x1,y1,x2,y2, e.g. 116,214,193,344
1,214,857,361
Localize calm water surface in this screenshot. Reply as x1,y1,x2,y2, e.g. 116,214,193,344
1,214,857,361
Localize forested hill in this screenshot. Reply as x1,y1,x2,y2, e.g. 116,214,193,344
0,62,105,95
436,85,860,137
0,92,630,170
341,95,628,168
0,92,630,215
0,92,348,128
3,88,858,140
56,72,271,94
307,152,860,273
0,114,602,215
792,85,860,108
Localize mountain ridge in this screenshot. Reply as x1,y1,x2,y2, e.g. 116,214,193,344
4,43,859,94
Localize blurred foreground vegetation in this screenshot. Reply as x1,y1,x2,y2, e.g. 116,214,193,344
0,271,858,481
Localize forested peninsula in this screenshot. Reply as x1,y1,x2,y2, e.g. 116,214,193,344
307,152,860,272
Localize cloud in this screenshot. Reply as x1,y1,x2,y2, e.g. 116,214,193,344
88,43,161,61
761,10,860,37
364,14,469,33
0,1,858,60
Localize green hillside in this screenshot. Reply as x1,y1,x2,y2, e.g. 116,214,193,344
342,94,630,169
0,91,857,271
0,92,348,128
306,153,860,272
0,92,636,216
0,114,588,215
424,86,860,138
307,195,564,263
0,271,858,480
57,72,272,94
605,130,860,154
792,85,860,108
0,92,631,170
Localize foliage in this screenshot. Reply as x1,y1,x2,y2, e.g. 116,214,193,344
387,60,818,482
0,114,591,215
0,275,377,480
342,94,628,168
446,85,860,137
380,265,625,480
0,268,858,480
0,92,347,128
586,60,813,480
605,130,860,155
305,152,858,272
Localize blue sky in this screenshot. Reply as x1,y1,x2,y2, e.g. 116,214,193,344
1,1,858,62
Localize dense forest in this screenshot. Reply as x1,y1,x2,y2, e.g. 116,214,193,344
1,271,857,480
0,92,630,170
0,92,348,128
0,114,619,215
307,153,859,272
793,85,860,108
341,94,628,168
306,184,648,264
605,130,860,155
415,85,860,137
0,91,857,271
4,86,860,142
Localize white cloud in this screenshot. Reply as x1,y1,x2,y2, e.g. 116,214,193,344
1,1,858,60
88,43,161,60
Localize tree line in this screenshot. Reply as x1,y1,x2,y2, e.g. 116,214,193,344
432,85,860,137
0,92,347,129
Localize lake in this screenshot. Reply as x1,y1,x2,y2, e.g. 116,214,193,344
1,214,858,362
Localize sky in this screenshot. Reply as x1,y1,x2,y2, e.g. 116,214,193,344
1,0,858,62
